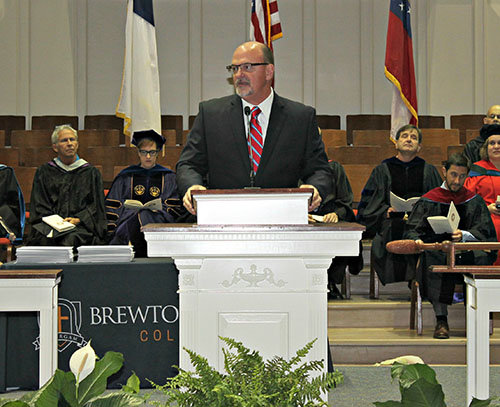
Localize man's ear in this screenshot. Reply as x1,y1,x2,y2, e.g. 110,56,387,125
442,166,446,178
52,144,58,154
265,64,275,81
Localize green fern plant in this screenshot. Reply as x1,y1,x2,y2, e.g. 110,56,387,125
151,336,342,406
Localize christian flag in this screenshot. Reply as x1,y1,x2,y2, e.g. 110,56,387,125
385,0,418,141
116,0,161,138
250,0,283,50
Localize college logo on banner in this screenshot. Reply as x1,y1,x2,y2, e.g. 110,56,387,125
32,298,88,352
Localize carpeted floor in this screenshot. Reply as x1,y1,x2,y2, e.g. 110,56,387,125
2,365,500,406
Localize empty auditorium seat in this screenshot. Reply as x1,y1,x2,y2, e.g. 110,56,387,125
447,145,465,158
421,128,460,163
31,115,79,131
161,115,183,144
352,130,392,146
328,145,384,164
342,164,373,203
321,130,347,149
10,130,52,148
18,147,55,167
84,115,125,145
0,116,26,146
182,130,189,145
346,114,391,145
77,129,120,147
450,114,484,144
0,149,20,167
316,115,341,130
13,166,37,207
84,146,128,183
418,115,445,128
465,129,480,144
161,129,177,146
188,115,197,129
0,131,5,148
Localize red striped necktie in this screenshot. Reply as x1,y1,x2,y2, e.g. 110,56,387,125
249,106,263,173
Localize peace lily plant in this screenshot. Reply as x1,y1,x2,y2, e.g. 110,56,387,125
0,342,145,407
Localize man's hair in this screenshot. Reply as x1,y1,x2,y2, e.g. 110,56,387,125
444,152,471,171
51,124,78,144
137,137,158,149
260,43,274,65
395,124,422,143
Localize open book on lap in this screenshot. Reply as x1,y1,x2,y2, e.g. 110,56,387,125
427,201,460,234
390,192,420,213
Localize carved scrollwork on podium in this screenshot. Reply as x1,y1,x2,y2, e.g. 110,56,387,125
182,274,195,286
221,264,287,288
312,273,324,286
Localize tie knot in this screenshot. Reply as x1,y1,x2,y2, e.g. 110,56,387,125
251,106,261,118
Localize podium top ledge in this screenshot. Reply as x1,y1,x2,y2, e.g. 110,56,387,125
0,269,62,279
191,188,313,196
142,222,365,233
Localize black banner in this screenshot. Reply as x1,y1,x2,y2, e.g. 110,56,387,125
0,258,179,391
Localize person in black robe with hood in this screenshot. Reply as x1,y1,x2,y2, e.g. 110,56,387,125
105,130,183,257
27,125,107,246
0,165,25,244
405,153,497,339
463,105,500,164
310,159,362,299
357,125,442,286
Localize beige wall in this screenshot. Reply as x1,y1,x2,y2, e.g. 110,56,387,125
1,0,500,129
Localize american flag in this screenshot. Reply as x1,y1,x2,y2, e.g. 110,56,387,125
385,0,418,141
250,0,283,50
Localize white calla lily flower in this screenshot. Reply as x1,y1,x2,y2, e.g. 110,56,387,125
69,341,96,383
375,355,424,366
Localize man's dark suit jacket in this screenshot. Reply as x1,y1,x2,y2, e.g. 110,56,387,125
176,93,332,199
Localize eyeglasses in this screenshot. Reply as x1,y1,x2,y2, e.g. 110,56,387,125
138,149,159,157
488,114,500,119
226,62,269,74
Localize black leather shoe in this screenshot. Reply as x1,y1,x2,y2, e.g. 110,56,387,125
328,284,344,300
433,321,450,339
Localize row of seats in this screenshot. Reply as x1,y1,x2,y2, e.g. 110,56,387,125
0,113,486,145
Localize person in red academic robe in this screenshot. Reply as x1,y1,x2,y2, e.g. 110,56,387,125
464,124,500,264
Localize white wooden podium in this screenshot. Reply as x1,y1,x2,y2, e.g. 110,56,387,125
143,189,364,374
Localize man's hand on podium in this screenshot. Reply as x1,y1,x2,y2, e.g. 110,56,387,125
300,184,321,212
183,185,207,215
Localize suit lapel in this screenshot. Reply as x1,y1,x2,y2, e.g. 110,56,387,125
228,96,252,173
257,93,286,176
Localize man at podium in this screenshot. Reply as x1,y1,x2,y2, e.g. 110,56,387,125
176,41,331,215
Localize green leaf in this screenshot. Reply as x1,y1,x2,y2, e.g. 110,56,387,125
400,377,445,407
391,363,438,389
29,369,77,407
84,393,144,407
470,398,493,407
373,401,403,407
121,373,140,394
0,401,31,407
77,351,124,406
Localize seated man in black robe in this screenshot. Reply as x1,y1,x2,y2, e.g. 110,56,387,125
27,125,107,246
310,159,362,299
0,165,25,244
405,153,497,339
105,130,183,257
357,124,442,287
464,105,500,163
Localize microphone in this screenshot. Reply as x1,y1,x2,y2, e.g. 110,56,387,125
244,106,256,188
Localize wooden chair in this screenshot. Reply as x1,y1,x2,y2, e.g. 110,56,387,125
14,166,37,209
327,145,384,165
450,114,484,144
421,129,460,164
31,116,79,131
161,115,183,145
418,115,445,129
342,164,373,204
84,115,125,145
0,131,5,148
346,114,391,145
465,129,480,144
84,146,128,183
352,130,392,146
77,129,120,148
18,147,55,167
161,129,178,146
182,130,189,145
447,145,465,158
316,115,341,130
188,115,197,129
0,149,20,167
157,146,183,170
321,129,347,149
0,115,26,146
10,130,52,148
